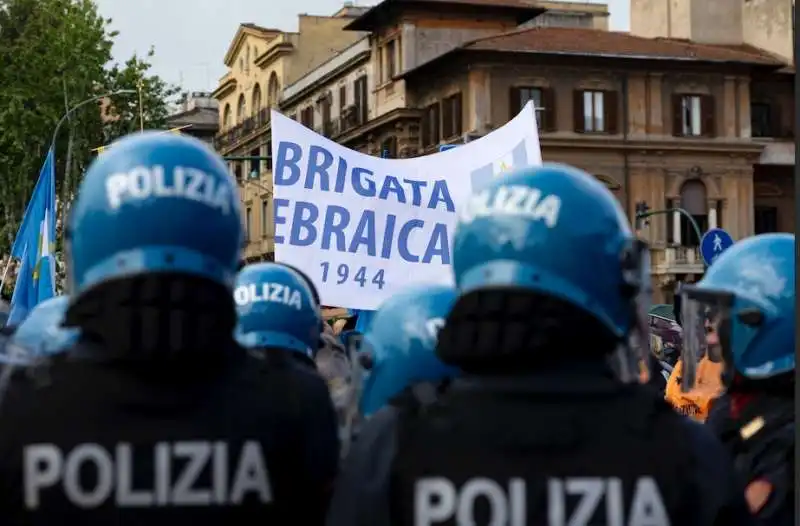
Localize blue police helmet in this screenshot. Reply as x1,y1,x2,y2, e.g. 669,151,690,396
679,233,795,386
234,263,322,357
9,296,78,358
66,132,243,295
359,285,459,417
453,163,638,340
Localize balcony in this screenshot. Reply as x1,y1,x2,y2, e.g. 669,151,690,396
215,108,271,151
651,246,704,275
332,106,365,137
243,236,274,261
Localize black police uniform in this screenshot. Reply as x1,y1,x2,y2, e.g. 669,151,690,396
327,364,756,526
706,387,794,525
0,339,339,525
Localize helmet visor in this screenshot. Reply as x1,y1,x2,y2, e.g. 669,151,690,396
679,286,734,393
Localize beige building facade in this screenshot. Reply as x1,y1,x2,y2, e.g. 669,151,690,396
211,10,368,261
218,0,794,302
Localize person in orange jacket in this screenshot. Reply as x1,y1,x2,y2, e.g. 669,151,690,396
664,316,724,421
665,357,724,421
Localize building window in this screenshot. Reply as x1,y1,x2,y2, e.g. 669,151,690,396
754,206,779,233
442,93,463,139
222,104,232,129
421,102,441,148
582,90,604,132
380,136,398,158
261,199,269,238
300,106,315,128
249,148,260,178
234,164,243,184
339,85,347,115
237,94,246,124
574,89,617,134
354,75,368,124
320,93,333,135
673,94,715,137
266,140,273,170
509,86,555,131
681,95,701,136
385,40,397,81
750,103,772,137
245,207,252,241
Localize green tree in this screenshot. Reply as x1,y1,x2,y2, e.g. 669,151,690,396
0,0,178,266
102,48,180,143
0,0,112,252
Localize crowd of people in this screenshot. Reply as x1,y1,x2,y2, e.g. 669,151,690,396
0,131,793,525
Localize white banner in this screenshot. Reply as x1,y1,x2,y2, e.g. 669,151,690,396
270,101,541,310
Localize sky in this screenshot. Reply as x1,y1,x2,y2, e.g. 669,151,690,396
93,0,631,93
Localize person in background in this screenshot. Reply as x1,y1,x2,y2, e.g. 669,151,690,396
234,262,322,371
680,233,795,524
326,284,459,526
326,163,754,525
5,295,78,360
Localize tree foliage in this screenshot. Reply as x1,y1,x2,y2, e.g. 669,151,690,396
0,0,177,262
102,49,181,142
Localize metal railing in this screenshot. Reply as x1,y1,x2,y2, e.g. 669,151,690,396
215,108,271,150
651,246,704,274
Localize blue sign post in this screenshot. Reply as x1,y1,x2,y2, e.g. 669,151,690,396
700,228,734,266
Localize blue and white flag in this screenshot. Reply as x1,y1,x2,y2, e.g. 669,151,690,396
469,140,529,191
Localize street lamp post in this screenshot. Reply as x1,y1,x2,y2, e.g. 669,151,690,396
634,202,706,269
50,89,137,153
53,89,137,248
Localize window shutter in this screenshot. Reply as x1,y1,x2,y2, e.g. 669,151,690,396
542,88,556,131
432,103,441,144
421,107,431,147
604,90,619,134
442,98,453,138
453,93,463,136
769,102,781,137
700,94,716,137
509,87,520,120
573,90,585,132
671,94,683,137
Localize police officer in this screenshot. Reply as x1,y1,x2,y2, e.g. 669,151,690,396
327,284,459,524
7,295,78,358
234,262,322,370
353,284,458,418
328,163,755,526
681,233,795,524
0,132,339,525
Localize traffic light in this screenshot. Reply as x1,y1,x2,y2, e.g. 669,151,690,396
634,201,650,229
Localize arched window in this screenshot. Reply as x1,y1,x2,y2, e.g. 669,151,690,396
267,72,281,107
252,84,262,114
237,94,246,124
678,179,708,246
222,104,232,129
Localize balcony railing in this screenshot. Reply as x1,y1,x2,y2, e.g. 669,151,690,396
215,108,270,150
651,246,704,274
332,105,365,137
